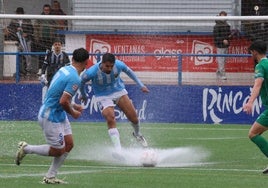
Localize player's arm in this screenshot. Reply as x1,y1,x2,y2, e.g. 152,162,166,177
60,91,82,119
243,78,263,114
79,68,94,102
243,63,264,114
122,63,149,93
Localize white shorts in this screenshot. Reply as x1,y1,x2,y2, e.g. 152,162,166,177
38,115,72,149
96,89,128,111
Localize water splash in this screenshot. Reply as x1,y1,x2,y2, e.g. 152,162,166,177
71,144,210,167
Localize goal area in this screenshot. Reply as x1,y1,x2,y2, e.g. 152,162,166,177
0,14,266,85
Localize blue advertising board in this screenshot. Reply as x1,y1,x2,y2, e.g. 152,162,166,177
0,83,261,124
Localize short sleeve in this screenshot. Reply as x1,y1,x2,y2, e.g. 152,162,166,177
255,64,264,79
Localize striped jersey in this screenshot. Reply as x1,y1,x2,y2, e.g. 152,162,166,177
81,60,144,97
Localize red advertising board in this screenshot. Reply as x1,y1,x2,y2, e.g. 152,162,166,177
86,34,253,72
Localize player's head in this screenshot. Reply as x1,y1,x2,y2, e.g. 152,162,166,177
72,48,89,73
249,40,267,55
53,38,62,52
101,53,116,74
249,40,267,63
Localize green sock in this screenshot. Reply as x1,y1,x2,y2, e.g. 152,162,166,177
251,135,268,157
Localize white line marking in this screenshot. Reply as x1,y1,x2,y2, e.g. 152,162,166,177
0,169,105,178
0,163,261,179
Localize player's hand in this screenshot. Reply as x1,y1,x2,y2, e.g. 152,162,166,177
71,109,82,119
243,102,252,114
72,103,83,112
79,95,88,104
141,86,149,93
40,74,48,86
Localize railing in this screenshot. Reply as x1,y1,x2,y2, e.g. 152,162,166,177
0,52,252,85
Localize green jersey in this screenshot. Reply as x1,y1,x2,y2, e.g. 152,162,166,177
255,58,268,107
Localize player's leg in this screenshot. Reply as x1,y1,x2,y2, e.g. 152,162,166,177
249,122,268,156
99,98,122,151
44,118,73,184
117,94,148,147
249,110,268,158
249,110,268,173
15,116,67,165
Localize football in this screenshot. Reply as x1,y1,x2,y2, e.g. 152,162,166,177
140,149,158,167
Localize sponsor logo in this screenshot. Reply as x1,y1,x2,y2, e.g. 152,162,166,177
191,40,213,65
153,47,182,60
89,39,111,64
202,87,262,123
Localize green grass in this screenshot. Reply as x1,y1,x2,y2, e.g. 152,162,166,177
1,121,268,188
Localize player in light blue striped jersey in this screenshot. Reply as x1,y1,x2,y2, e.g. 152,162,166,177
15,48,89,184
80,53,149,154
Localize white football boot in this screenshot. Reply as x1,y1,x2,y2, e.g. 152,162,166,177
15,141,27,165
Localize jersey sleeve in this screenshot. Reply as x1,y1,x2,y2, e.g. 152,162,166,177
118,60,145,88
64,77,80,96
255,63,265,79
80,66,96,97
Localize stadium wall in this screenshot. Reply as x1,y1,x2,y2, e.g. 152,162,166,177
0,83,260,124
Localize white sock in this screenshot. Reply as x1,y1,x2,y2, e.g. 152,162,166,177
108,128,121,152
46,152,68,178
24,144,50,156
131,121,140,136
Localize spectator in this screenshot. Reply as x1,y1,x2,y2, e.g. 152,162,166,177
213,11,231,80
34,4,56,75
5,7,34,77
51,0,67,43
40,38,70,87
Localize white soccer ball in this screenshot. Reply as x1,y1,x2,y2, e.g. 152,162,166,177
140,149,158,167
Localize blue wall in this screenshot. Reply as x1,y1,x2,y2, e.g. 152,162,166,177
0,83,261,124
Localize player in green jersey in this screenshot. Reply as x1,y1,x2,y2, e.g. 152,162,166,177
243,40,268,174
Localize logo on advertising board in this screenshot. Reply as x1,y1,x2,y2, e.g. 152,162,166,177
191,40,213,66
89,39,111,64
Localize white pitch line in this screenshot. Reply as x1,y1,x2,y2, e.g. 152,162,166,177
183,137,246,140
0,163,261,178
0,169,105,179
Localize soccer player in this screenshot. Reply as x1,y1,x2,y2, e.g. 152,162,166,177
15,48,89,184
80,53,149,153
40,38,70,87
243,40,268,174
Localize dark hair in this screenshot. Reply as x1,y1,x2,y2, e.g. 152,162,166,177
102,53,115,64
15,7,24,14
53,37,62,44
219,11,227,16
43,4,51,9
248,40,267,54
72,48,89,63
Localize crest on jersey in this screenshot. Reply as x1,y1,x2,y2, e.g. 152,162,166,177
72,84,78,91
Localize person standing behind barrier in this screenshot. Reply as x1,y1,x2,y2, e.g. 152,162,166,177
213,11,231,80
5,7,34,77
15,48,89,184
40,38,70,87
51,0,67,44
243,40,268,174
34,4,56,75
